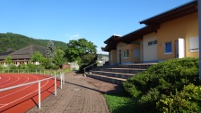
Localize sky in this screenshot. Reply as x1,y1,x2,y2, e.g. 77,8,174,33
0,0,192,54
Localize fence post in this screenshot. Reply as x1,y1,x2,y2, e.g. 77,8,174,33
84,68,86,77
38,81,41,109
60,74,62,89
62,73,65,85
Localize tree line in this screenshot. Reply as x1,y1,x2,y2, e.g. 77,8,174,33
1,33,97,71
0,32,67,53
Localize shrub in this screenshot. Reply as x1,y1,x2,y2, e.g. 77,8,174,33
0,65,4,71
138,88,159,112
26,64,44,70
18,64,28,69
156,84,201,113
123,58,200,112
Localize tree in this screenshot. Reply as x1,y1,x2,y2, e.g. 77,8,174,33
65,38,97,64
31,51,44,63
0,33,68,53
40,57,52,69
4,55,12,65
52,48,67,69
46,40,55,58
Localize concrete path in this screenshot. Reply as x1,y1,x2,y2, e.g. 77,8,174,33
27,72,110,113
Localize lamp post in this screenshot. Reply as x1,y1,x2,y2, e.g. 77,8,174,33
198,0,201,82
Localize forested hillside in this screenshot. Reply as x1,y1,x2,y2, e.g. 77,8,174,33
0,32,67,53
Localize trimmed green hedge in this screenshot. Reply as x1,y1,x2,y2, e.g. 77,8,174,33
123,58,201,112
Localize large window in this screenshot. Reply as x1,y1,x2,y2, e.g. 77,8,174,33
123,50,129,58
189,37,199,52
164,42,172,54
148,40,157,46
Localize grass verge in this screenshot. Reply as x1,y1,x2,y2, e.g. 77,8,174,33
104,91,136,113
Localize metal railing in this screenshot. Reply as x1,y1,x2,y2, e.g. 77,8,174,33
1,69,62,75
83,62,97,77
0,72,65,109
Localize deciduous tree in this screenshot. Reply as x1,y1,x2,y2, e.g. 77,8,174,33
4,55,12,65
31,51,44,63
65,38,97,65
52,48,66,68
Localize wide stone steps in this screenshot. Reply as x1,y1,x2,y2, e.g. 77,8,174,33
86,63,156,84
100,68,146,74
117,63,156,69
86,73,126,84
91,71,134,79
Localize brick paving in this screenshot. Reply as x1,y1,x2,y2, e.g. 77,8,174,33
27,72,120,113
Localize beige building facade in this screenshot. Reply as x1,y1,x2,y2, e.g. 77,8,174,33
102,1,198,65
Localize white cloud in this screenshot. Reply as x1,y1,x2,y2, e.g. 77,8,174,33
65,33,81,40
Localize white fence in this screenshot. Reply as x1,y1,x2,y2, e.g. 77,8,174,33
0,71,65,109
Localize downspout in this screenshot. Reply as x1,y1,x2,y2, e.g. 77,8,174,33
198,0,201,83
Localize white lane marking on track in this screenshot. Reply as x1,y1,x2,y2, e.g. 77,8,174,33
0,79,50,107
0,75,32,99
0,74,53,108
0,76,11,85
0,76,20,88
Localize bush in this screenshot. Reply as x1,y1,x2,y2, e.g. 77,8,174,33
26,64,44,70
0,64,4,71
18,64,28,69
123,58,200,112
78,54,97,73
8,64,18,70
156,84,201,113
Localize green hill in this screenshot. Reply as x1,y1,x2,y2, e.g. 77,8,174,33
0,32,67,53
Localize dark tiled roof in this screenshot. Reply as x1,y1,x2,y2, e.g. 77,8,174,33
0,45,46,60
0,51,14,56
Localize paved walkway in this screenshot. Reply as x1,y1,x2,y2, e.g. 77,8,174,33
27,72,111,113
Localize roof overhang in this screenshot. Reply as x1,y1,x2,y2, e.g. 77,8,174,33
102,34,121,52
104,34,121,44
101,42,117,52
118,26,157,44
140,1,197,25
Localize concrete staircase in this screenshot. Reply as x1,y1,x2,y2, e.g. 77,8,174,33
85,63,156,84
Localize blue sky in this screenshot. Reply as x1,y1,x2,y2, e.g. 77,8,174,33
0,0,191,54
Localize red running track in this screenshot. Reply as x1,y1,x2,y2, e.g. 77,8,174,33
0,73,60,113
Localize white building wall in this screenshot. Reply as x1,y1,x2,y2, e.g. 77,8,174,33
143,33,158,62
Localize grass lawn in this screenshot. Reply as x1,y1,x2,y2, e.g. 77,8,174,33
104,91,136,113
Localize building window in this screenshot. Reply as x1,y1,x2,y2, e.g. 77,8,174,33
164,42,172,54
123,50,129,58
134,49,140,58
189,37,199,52
148,40,157,46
